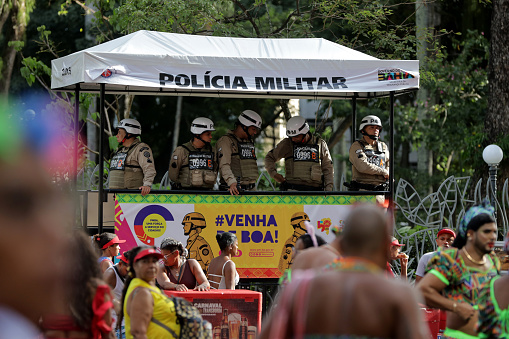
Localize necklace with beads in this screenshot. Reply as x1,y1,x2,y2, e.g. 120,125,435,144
462,247,486,265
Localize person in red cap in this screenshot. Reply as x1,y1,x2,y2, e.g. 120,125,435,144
118,246,181,338
104,250,131,337
94,232,126,273
415,228,456,283
386,236,408,280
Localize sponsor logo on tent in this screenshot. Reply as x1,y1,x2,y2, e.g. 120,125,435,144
378,68,415,81
101,69,113,78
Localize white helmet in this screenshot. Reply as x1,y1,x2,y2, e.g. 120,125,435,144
286,116,310,137
359,115,382,131
191,117,215,135
238,110,262,128
118,118,141,135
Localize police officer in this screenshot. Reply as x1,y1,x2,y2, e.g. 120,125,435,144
216,110,262,195
109,119,156,196
265,116,334,191
169,117,217,190
182,212,214,274
348,115,389,204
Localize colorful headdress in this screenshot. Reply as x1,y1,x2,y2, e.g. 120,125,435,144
458,200,495,238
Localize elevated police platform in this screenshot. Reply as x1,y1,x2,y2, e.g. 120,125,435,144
80,188,383,279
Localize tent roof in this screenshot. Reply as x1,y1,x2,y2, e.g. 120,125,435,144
51,30,419,99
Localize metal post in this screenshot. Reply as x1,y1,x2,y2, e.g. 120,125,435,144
98,84,105,233
389,91,395,209
74,84,80,229
351,96,357,142
489,165,497,211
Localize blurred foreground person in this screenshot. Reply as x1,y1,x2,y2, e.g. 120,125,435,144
207,232,239,290
419,202,499,339
119,247,180,339
260,204,429,339
477,231,509,338
41,231,115,339
0,109,67,337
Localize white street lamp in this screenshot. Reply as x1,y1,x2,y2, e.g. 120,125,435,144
483,144,503,208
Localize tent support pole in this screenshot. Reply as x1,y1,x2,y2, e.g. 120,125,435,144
351,96,357,143
389,91,395,210
74,84,80,229
98,83,105,233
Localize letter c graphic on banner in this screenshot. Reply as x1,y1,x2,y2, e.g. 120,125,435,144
134,205,174,245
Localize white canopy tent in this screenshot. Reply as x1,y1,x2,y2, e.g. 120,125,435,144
51,30,419,99
50,30,420,231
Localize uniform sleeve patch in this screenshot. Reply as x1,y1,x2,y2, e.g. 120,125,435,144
218,147,222,152
143,151,151,158
171,162,177,168
147,159,153,163
139,147,149,152
173,155,178,160
355,149,362,154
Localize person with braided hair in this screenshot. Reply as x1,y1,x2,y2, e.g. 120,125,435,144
419,201,500,339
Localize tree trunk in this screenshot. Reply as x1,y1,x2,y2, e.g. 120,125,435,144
469,0,509,215
0,0,28,96
484,0,509,187
415,0,439,194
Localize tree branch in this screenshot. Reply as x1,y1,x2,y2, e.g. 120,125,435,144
269,9,300,36
328,115,352,148
72,0,109,21
232,0,261,37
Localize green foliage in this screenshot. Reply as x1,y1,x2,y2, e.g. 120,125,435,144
421,30,489,178
108,136,119,151
19,56,51,86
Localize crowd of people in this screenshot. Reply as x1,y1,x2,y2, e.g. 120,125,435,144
264,202,509,339
110,111,390,195
2,105,508,339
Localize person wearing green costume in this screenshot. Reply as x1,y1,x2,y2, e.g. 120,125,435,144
419,201,500,339
476,231,509,338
